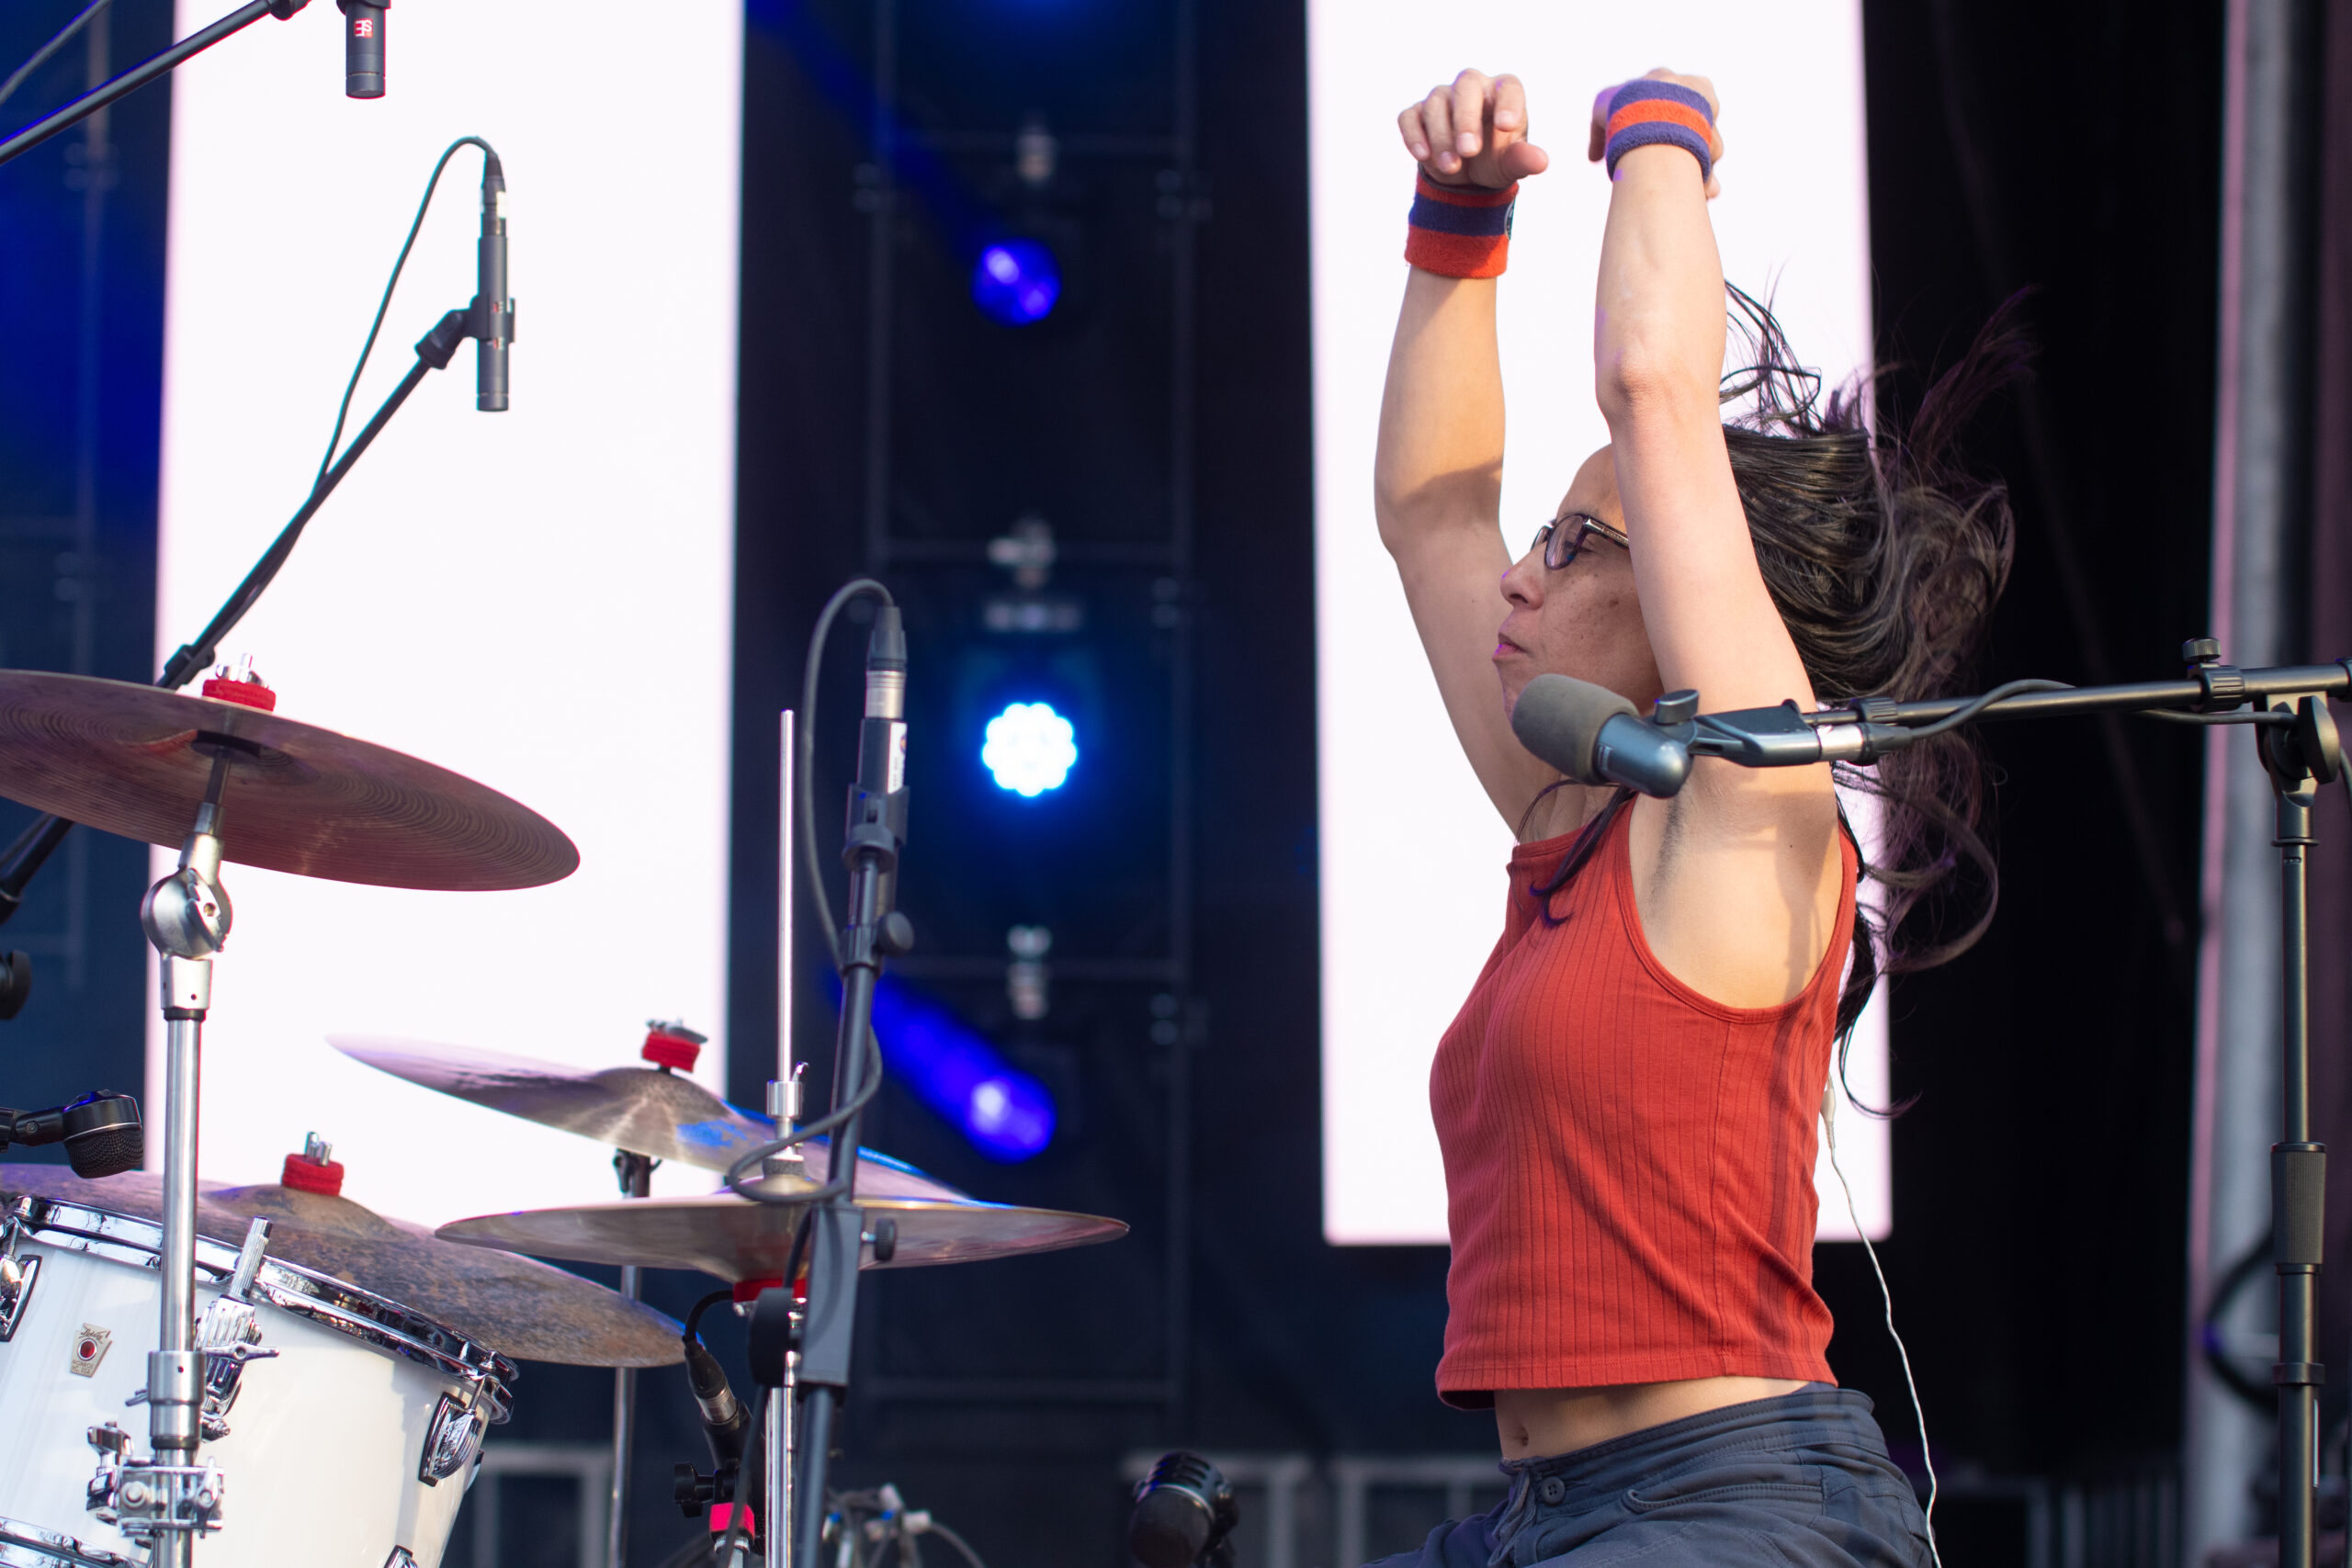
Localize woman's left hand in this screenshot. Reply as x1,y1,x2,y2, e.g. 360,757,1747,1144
1587,68,1726,200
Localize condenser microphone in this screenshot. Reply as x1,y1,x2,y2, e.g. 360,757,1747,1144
473,152,514,412
336,0,385,98
681,1334,750,1469
1511,673,1693,798
0,1092,144,1179
1128,1452,1238,1568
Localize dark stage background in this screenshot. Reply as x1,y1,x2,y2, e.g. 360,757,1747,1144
0,0,2302,1562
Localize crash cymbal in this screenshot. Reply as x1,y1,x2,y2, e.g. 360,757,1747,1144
0,1163,680,1368
0,670,576,890
436,1190,1127,1281
328,1033,968,1201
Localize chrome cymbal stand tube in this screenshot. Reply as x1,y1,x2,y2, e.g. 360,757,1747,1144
100,761,238,1565
608,1148,654,1568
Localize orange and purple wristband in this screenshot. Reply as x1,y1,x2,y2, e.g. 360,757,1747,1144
1602,79,1715,185
1404,173,1519,279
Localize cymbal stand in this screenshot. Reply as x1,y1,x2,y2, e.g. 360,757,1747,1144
609,1147,655,1568
94,750,239,1565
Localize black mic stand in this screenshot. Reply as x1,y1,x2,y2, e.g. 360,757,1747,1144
0,301,508,939
791,686,910,1568
1650,644,2350,1568
0,0,311,170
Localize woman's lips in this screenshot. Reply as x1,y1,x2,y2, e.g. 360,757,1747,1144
1494,635,1526,659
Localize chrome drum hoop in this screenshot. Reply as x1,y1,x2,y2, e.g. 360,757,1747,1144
2,1197,516,1423
0,1515,133,1568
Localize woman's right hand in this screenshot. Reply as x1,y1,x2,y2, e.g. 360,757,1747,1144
1397,70,1550,188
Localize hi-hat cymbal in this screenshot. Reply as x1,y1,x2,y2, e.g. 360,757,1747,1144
437,1190,1127,1281
328,1033,968,1201
0,670,576,890
0,1164,680,1368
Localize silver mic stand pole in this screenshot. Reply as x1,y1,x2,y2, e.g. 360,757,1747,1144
770,709,797,1568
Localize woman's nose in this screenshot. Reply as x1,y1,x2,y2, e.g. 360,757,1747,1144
1501,552,1544,606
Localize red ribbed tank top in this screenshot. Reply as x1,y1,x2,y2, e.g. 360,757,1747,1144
1428,800,1857,1406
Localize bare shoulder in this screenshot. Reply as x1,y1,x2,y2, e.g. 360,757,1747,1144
1624,771,1846,1010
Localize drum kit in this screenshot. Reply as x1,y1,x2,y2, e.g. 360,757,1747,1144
0,665,1128,1568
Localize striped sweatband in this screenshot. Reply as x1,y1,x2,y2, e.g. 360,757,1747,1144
1404,174,1519,279
1602,79,1715,185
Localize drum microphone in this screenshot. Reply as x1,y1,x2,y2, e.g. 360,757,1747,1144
336,0,386,99
472,152,514,412
1511,673,1692,797
1128,1452,1238,1568
682,1333,750,1469
0,1091,144,1178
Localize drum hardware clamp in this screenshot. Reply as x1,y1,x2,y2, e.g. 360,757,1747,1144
83,1421,226,1547
0,1203,40,1343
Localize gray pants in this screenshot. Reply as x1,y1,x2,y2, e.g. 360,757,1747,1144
1367,1387,1933,1567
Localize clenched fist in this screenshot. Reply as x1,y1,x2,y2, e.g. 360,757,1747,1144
1397,69,1550,189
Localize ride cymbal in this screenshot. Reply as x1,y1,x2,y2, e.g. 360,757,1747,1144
0,670,576,890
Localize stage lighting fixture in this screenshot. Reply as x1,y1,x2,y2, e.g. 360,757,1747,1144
868,977,1056,1160
982,701,1078,796
971,239,1061,325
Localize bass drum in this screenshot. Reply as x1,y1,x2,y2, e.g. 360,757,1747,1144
0,1192,515,1568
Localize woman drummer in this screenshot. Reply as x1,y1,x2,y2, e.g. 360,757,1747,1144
1372,63,2018,1566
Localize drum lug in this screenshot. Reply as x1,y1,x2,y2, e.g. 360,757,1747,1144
190,1218,277,1438
418,1390,488,1486
0,1209,38,1343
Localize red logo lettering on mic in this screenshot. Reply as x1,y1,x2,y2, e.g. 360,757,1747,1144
354,17,373,35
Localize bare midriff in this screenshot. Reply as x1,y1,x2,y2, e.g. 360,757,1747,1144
1493,1377,1807,1461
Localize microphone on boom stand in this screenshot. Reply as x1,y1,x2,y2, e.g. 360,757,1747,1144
0,1091,144,1179
337,0,385,98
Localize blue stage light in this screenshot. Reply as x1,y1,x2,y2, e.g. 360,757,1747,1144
971,239,1061,325
981,701,1078,795
865,978,1055,1160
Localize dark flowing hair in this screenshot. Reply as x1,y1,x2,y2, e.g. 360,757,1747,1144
1533,286,2027,1107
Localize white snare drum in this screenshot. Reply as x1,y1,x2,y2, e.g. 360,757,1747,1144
0,1193,515,1568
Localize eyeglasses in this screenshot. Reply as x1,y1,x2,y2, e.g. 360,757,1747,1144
1531,512,1630,570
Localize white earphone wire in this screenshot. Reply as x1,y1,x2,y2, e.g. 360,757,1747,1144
1823,1093,1943,1568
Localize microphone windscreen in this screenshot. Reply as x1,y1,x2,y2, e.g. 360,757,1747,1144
1127,1488,1214,1568
63,1121,142,1179
61,1092,142,1179
1511,673,1638,784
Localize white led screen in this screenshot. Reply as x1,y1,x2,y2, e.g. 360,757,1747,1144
153,0,741,1226
1310,2,1890,1244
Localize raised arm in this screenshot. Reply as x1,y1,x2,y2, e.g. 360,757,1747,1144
1589,74,1819,763
1588,73,1844,1005
1374,71,1555,824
